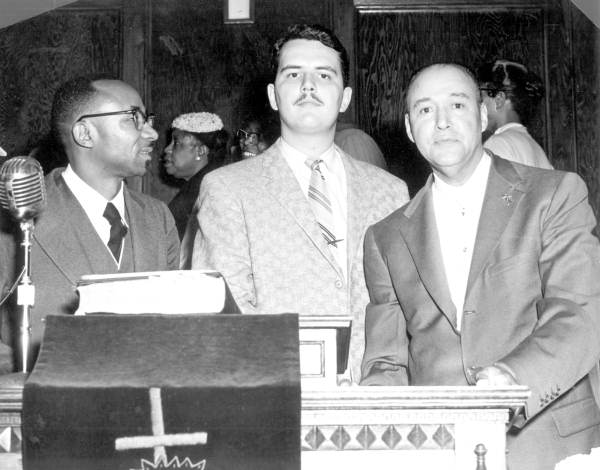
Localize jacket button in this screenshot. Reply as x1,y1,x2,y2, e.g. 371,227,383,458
334,279,343,289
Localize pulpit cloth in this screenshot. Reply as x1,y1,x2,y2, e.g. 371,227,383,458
22,313,301,470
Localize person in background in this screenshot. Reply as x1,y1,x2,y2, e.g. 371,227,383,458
163,112,228,240
477,59,552,169
0,76,179,368
360,63,600,470
191,24,408,382
335,121,388,170
235,118,270,160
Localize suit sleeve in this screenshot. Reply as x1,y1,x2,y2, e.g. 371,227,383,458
499,172,600,419
360,225,409,386
163,206,180,270
0,221,16,373
191,173,257,314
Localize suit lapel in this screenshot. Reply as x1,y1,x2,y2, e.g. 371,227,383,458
33,171,112,285
465,154,525,298
123,188,154,272
401,178,458,329
260,142,342,276
344,153,363,275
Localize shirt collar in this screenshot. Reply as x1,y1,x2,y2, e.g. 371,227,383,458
494,122,525,134
279,137,336,169
62,164,126,222
433,151,491,204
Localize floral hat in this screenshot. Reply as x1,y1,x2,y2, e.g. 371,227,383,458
171,112,223,133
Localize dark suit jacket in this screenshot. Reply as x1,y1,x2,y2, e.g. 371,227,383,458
360,155,600,469
0,168,180,366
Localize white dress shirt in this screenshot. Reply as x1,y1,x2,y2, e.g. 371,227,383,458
61,165,128,265
279,138,348,281
432,152,491,330
484,122,553,169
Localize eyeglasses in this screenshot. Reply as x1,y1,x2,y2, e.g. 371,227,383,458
236,129,261,139
479,87,499,95
492,60,528,73
75,107,155,131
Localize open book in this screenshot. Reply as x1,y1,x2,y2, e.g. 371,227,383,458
75,270,227,315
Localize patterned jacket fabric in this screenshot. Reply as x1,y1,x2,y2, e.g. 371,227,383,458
192,140,409,381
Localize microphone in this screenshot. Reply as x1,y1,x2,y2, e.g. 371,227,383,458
0,156,46,372
0,156,46,221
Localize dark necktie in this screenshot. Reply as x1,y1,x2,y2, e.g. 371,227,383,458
306,159,340,248
103,202,127,262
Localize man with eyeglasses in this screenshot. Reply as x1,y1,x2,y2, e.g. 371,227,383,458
0,76,180,368
235,119,270,160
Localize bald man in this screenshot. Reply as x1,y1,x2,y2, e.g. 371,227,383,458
360,63,600,469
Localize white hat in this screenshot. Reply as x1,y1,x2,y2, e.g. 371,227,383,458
171,112,223,133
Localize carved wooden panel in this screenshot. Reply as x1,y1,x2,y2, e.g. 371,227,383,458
356,9,544,194
569,1,600,226
545,1,576,172
0,8,121,163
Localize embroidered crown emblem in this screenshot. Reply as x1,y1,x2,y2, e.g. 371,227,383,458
134,456,206,470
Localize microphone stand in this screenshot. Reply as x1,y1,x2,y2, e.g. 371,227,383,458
16,219,35,373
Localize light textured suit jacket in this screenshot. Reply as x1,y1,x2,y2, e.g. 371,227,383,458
0,168,180,364
360,154,600,469
192,140,409,381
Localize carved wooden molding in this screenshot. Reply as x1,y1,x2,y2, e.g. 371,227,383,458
354,0,547,11
303,385,530,411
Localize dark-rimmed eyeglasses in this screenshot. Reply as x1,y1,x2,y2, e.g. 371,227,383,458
236,129,261,140
75,107,155,131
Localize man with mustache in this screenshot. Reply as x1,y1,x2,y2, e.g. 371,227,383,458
360,63,600,469
0,76,179,368
191,24,408,382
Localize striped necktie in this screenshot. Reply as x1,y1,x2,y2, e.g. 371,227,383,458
306,159,341,248
103,202,127,262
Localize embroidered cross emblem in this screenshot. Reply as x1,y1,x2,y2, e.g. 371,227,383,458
502,193,513,206
115,387,207,469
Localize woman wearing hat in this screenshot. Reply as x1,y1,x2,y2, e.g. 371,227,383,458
163,112,228,240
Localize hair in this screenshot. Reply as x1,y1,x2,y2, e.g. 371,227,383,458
476,60,545,125
188,128,229,166
272,24,349,87
403,63,480,114
50,74,112,147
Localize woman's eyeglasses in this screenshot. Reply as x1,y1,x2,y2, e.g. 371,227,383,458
75,107,155,131
236,129,261,140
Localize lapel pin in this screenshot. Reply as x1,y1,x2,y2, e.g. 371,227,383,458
502,192,513,206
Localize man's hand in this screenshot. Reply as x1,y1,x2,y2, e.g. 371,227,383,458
475,363,519,387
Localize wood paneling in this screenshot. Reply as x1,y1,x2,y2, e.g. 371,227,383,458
0,6,121,162
545,1,576,171
569,0,600,226
356,9,544,194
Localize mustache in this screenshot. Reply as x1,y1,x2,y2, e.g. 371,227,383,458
294,92,324,106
